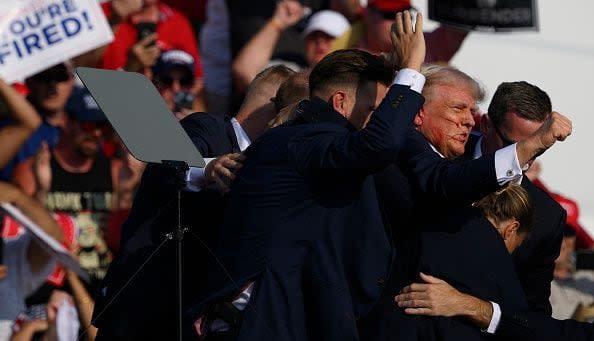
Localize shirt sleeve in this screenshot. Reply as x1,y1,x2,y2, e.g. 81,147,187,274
184,158,215,192
494,143,523,185
483,301,502,334
393,68,426,94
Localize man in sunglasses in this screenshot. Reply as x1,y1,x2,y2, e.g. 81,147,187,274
1,63,74,187
464,81,567,316
152,49,200,120
18,86,118,296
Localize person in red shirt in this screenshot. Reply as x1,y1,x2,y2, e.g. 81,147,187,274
100,0,205,111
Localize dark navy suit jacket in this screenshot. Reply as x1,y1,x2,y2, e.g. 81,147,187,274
497,310,594,341
359,131,528,340
188,85,425,340
465,133,565,315
93,113,240,340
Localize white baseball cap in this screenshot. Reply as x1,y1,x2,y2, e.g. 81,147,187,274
302,10,350,39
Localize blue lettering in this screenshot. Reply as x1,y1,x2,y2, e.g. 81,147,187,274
25,12,42,29
12,40,23,58
61,17,81,37
22,33,42,55
42,24,62,46
9,20,25,35
47,4,61,20
62,0,77,13
0,47,10,64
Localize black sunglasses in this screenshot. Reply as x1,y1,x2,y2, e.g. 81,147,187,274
156,74,194,88
30,66,71,83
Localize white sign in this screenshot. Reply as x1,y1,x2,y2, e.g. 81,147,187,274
0,202,88,280
0,0,113,83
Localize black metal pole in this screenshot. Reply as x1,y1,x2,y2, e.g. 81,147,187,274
162,160,189,341
176,186,183,341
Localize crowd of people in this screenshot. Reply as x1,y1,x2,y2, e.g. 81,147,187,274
0,0,592,340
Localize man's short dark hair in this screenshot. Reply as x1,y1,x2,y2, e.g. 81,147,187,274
309,49,394,97
488,81,552,128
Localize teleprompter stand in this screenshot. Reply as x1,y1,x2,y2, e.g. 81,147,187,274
76,67,205,341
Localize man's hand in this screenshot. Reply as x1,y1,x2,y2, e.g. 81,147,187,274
0,265,7,280
205,153,246,193
32,142,51,200
390,11,425,71
395,272,467,317
395,273,492,329
125,33,161,72
517,111,572,166
272,0,306,31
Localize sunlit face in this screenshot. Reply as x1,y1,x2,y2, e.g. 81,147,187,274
346,81,389,129
304,31,336,66
415,84,477,158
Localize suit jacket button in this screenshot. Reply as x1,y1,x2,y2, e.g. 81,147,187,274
377,277,385,286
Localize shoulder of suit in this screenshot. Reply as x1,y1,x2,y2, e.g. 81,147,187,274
523,179,565,216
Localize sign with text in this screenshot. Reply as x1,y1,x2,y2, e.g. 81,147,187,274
428,0,538,32
0,0,113,83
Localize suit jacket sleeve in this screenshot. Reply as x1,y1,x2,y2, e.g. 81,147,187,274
288,85,424,174
180,113,221,156
497,310,594,341
525,210,564,314
397,129,499,204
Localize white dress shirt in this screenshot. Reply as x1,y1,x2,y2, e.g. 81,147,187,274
185,117,251,192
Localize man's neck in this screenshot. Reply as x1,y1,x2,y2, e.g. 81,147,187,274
52,145,94,173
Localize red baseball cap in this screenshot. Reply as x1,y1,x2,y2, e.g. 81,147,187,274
368,0,411,13
551,192,594,249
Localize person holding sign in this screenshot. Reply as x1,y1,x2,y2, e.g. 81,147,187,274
0,182,65,340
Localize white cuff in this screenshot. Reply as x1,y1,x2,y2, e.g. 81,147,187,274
483,301,501,334
393,68,425,94
184,158,215,192
494,143,523,185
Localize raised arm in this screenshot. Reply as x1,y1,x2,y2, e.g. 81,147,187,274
290,11,425,173
399,111,572,204
0,79,41,168
0,182,64,273
231,0,305,93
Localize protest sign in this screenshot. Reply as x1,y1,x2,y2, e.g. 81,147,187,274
0,202,88,280
0,0,113,83
428,0,538,32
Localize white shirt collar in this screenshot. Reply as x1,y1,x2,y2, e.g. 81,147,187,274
428,143,445,158
230,117,251,152
473,136,483,159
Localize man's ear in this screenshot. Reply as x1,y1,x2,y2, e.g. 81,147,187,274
414,106,426,127
330,91,349,117
502,220,520,240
